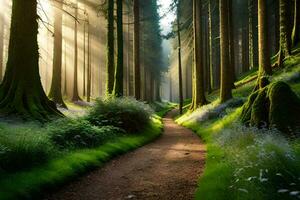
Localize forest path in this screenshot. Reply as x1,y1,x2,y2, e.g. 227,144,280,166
45,110,206,200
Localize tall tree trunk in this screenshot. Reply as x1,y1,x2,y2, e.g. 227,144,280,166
113,0,124,97
228,0,235,87
133,0,141,99
292,0,300,46
258,0,272,76
72,3,81,102
0,0,61,120
126,3,131,96
83,20,86,97
277,0,292,67
49,0,66,108
176,0,183,114
249,0,258,69
87,19,91,102
106,0,115,95
274,0,280,53
208,0,214,90
220,0,232,103
190,0,207,110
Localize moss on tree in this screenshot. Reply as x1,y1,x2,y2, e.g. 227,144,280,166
241,80,300,136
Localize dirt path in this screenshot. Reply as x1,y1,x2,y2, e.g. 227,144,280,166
45,110,206,200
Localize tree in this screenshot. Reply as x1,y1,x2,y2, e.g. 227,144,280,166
248,0,258,69
258,0,272,76
113,0,124,97
175,0,183,114
87,17,92,102
228,0,235,87
220,0,232,103
0,14,4,81
49,0,66,108
106,0,115,95
277,0,292,68
72,2,81,102
0,0,61,120
133,0,141,100
190,0,207,110
292,0,300,46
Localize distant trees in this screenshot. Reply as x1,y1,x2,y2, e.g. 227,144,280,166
0,0,61,120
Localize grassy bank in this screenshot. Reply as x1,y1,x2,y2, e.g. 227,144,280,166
0,117,163,200
177,48,300,200
0,98,173,200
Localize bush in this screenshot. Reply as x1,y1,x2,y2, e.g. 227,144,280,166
85,97,153,133
0,125,55,172
47,118,124,150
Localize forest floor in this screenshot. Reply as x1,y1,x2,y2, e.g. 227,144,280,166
45,109,206,200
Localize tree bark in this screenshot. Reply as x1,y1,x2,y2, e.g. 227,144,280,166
72,3,81,102
228,0,236,87
190,0,207,110
106,0,115,95
0,0,61,120
220,0,233,103
113,0,124,97
258,0,272,76
277,0,292,67
133,0,141,100
49,0,66,108
176,0,183,114
87,19,91,102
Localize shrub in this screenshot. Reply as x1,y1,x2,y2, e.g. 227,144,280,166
0,125,55,172
47,118,124,150
85,97,153,133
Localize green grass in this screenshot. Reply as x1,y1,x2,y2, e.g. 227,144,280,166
177,47,300,200
0,117,163,200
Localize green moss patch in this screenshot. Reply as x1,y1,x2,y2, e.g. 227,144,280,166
241,81,300,136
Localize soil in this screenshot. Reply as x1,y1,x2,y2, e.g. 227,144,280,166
45,110,206,200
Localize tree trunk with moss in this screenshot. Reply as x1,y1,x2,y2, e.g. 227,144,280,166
220,0,232,103
190,0,207,110
258,0,272,76
49,0,66,108
277,0,292,68
133,0,141,100
87,20,92,102
72,3,81,102
0,0,61,120
106,0,115,95
292,0,300,47
113,0,124,97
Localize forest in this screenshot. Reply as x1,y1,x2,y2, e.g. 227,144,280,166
0,0,299,199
